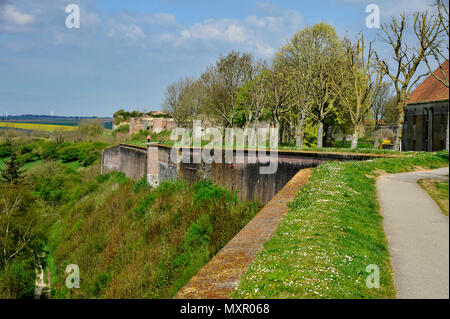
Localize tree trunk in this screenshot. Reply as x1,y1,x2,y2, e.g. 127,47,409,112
393,101,405,151
350,125,359,149
317,121,324,148
341,133,346,148
446,111,449,152
296,111,306,148
273,119,281,145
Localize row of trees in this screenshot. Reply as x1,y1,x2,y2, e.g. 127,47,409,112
163,1,448,150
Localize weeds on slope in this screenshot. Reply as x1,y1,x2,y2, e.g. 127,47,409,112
232,151,448,299
47,175,260,299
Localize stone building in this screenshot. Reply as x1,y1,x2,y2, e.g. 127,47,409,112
402,60,449,152
129,115,177,135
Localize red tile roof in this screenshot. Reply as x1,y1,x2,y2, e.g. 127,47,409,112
408,59,449,105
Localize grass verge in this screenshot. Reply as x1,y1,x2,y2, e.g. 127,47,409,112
231,151,449,299
418,178,449,217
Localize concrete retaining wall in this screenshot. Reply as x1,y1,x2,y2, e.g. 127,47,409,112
101,144,393,204
101,144,147,181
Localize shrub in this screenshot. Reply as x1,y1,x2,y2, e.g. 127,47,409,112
0,143,12,158
113,124,130,135
59,145,79,163
0,260,36,299
193,180,236,206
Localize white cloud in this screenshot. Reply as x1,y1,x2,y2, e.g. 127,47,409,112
1,4,34,25
108,23,146,40
151,13,177,27
225,24,247,42
121,12,178,28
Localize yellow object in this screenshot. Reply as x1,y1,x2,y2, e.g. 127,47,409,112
0,122,77,132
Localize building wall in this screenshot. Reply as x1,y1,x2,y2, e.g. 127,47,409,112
403,100,449,151
129,117,177,135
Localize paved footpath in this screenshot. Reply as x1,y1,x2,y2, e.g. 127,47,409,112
377,167,449,299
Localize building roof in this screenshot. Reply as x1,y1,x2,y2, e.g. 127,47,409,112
408,59,449,105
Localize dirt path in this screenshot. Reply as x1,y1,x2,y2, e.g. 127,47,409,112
377,167,449,299
34,256,50,299
174,168,313,299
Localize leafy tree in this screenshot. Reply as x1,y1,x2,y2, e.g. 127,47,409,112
1,151,25,185
0,184,40,296
75,119,104,142
278,23,345,148
276,29,315,148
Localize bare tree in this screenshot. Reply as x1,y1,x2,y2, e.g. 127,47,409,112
424,0,449,87
162,77,205,127
201,51,255,127
371,83,393,129
265,61,292,132
333,35,384,149
375,11,441,150
243,61,270,129
425,0,449,151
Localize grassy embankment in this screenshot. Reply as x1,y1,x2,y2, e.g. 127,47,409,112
232,151,449,299
418,178,449,216
47,174,260,298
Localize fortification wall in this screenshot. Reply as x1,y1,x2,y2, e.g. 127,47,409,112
101,144,390,204
101,144,147,181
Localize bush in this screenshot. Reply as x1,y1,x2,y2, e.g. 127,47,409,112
0,260,36,299
59,145,79,163
0,143,12,158
193,180,236,206
113,124,130,135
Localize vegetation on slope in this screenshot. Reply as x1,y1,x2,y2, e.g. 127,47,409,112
232,151,449,299
47,175,260,298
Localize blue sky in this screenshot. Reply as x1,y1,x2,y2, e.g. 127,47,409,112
0,0,437,117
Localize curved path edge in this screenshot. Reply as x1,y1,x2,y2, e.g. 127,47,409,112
376,166,449,299
174,168,313,299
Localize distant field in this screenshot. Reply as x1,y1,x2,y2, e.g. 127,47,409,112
0,122,78,132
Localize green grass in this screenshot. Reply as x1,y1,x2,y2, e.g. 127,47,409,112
231,151,449,299
47,176,260,299
0,157,80,171
0,157,7,169
418,177,449,216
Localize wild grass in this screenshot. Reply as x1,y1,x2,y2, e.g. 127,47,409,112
47,175,260,299
232,151,449,299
